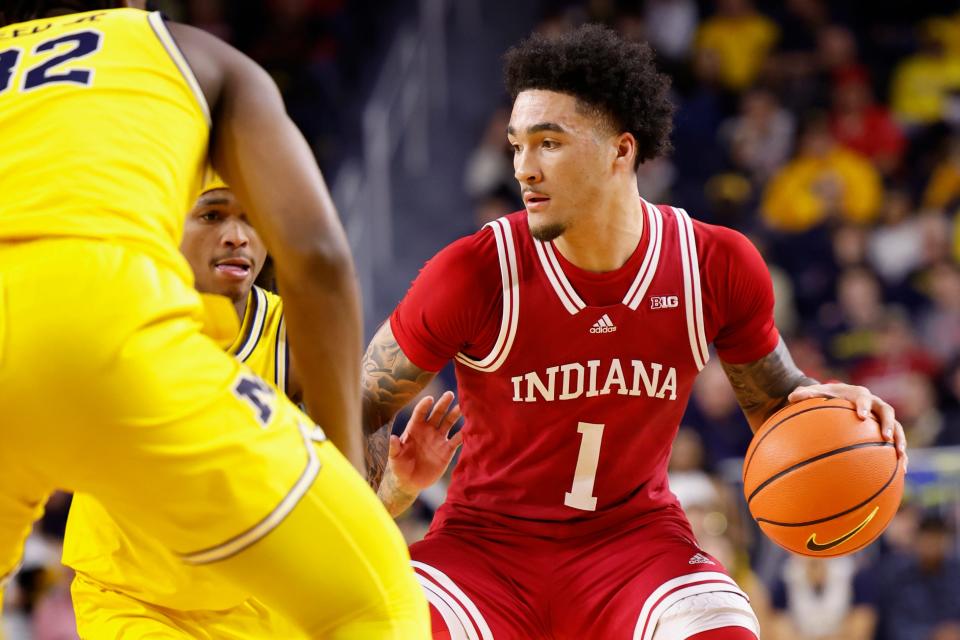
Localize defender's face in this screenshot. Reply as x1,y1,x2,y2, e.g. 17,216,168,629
508,90,616,241
181,189,266,302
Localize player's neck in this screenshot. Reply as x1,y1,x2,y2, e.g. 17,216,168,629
233,294,248,322
553,184,644,273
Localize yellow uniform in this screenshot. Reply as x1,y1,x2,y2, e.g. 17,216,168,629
0,9,428,637
65,287,304,638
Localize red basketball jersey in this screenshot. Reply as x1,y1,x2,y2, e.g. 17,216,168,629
391,201,778,536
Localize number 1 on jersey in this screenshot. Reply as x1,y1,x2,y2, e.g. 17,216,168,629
564,422,604,511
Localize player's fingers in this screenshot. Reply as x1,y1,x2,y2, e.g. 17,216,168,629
388,434,403,459
446,429,464,450
440,405,462,435
787,384,837,403
429,391,455,426
870,398,896,439
409,395,436,426
893,420,908,462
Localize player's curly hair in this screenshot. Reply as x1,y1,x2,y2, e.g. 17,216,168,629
2,0,117,26
504,24,674,168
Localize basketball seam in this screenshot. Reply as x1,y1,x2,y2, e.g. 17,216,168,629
754,456,902,527
742,403,858,479
746,441,894,504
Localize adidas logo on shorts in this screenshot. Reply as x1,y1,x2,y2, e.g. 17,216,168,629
590,314,617,334
688,553,715,565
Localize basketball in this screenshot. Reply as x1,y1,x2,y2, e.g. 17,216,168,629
742,397,905,557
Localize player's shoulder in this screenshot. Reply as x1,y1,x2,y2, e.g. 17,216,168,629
423,212,524,278
682,213,763,265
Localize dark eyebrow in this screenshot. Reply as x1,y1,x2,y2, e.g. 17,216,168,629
199,198,230,206
506,122,567,136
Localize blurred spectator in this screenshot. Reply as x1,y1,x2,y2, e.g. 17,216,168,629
719,88,796,183
644,0,698,63
889,22,960,128
681,359,752,470
924,136,960,210
830,75,906,175
762,115,882,232
464,106,514,200
694,0,779,92
635,156,676,203
850,309,940,413
769,556,875,640
918,261,960,365
816,266,886,367
871,512,960,640
668,427,721,511
894,372,946,449
867,189,925,286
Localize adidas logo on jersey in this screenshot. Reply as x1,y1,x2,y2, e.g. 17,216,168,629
590,314,617,334
688,553,715,566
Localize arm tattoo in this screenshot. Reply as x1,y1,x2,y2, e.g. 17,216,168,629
721,337,818,431
362,322,435,489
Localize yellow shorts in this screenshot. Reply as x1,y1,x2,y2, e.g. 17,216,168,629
71,575,305,639
0,239,428,638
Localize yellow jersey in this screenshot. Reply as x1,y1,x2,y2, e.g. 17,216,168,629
63,286,290,614
0,8,208,282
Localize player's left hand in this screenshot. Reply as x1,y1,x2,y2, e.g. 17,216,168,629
789,383,908,472
388,391,463,494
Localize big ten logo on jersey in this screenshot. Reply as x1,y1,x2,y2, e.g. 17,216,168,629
649,295,679,310
233,374,276,428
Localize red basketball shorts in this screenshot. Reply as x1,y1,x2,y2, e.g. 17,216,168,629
410,512,754,640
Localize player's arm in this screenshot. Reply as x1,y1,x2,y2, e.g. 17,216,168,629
720,340,817,432
169,22,363,468
363,323,437,505
364,321,468,518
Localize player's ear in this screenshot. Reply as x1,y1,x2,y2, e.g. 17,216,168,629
613,132,637,171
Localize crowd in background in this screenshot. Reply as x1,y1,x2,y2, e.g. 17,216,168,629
5,1,960,639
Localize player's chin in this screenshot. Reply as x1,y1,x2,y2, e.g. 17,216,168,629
210,273,253,298
528,217,567,243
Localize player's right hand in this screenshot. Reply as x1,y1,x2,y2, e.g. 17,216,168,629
388,391,463,494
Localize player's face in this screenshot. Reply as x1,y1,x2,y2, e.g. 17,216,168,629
181,189,267,302
508,90,618,242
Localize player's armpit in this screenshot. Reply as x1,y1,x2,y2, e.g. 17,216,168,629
362,321,436,488
720,337,817,432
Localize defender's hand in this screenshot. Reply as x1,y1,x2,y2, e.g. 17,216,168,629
789,383,908,472
388,391,463,494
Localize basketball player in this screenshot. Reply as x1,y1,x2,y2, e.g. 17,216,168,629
361,26,908,639
0,3,427,637
64,175,299,637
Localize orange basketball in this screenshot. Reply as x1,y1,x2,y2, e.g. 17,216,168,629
742,397,905,557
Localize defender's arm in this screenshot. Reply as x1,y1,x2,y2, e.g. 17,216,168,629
171,22,363,468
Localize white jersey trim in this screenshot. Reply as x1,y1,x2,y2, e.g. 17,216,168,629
624,199,665,309
412,561,494,640
235,287,267,363
633,571,744,640
275,315,288,394
180,419,321,565
147,12,211,126
455,217,519,373
537,240,587,314
673,207,710,371
417,575,478,640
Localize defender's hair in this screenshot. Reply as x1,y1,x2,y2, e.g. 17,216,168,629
2,0,117,26
504,24,674,168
